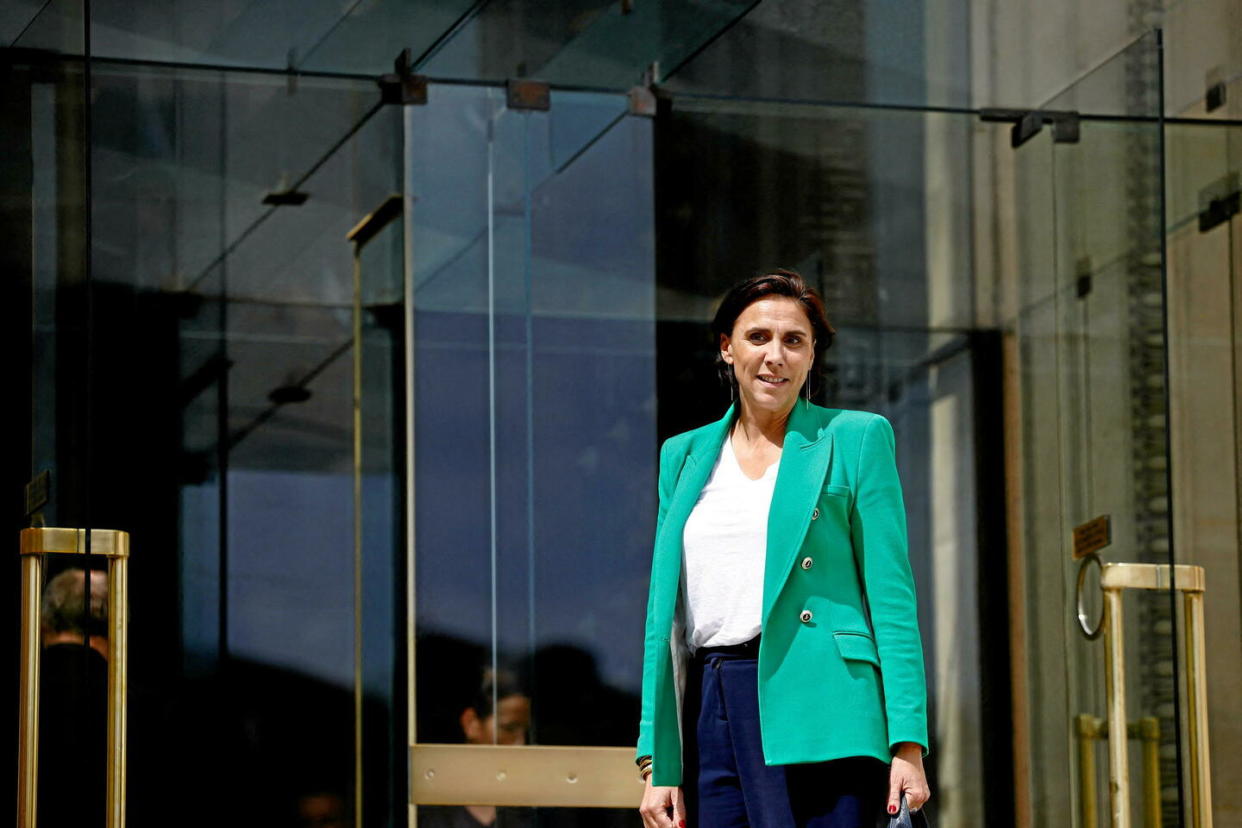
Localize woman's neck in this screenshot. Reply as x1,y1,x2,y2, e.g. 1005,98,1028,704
733,400,794,447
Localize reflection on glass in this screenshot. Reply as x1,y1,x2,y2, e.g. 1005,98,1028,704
411,84,655,753
1008,29,1179,826
39,566,108,828
418,0,753,90
662,0,972,110
417,662,533,828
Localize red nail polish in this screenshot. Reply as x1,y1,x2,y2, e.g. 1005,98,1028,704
888,805,897,814
679,821,686,828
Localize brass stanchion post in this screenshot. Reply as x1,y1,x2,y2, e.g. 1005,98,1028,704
1103,587,1131,828
1076,714,1101,828
1092,563,1211,828
17,551,44,828
106,552,128,828
18,528,130,828
1136,717,1161,828
1184,591,1212,828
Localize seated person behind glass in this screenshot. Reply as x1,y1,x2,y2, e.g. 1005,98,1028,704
40,567,109,828
419,668,532,828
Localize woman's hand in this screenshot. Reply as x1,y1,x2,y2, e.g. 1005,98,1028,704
887,742,931,814
638,777,685,828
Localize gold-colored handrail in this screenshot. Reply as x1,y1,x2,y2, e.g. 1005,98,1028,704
17,528,130,828
1075,714,1101,828
1075,715,1162,828
1080,562,1213,828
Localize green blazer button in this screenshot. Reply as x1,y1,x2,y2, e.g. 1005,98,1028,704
799,609,813,623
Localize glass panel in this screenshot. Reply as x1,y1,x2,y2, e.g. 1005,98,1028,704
1009,126,1064,822
7,0,83,54
358,204,407,828
1010,28,1180,827
12,0,753,86
12,51,108,828
1161,0,1242,118
661,0,973,109
418,0,754,90
28,54,407,826
1162,116,1242,826
410,84,656,752
13,0,477,74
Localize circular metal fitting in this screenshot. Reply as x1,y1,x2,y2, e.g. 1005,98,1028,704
1076,553,1104,640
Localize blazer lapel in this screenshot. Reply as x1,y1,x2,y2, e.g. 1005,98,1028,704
762,401,833,625
650,404,737,629
664,403,736,536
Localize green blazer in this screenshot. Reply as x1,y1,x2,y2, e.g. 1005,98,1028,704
637,401,928,786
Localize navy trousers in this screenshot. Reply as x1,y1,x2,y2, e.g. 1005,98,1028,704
681,642,889,828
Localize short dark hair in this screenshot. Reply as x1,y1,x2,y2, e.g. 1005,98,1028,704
710,269,837,395
468,667,525,718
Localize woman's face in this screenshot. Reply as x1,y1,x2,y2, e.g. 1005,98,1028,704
720,296,815,418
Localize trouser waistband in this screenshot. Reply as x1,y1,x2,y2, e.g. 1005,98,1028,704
693,633,761,661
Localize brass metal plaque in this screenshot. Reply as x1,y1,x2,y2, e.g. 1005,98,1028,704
24,470,49,516
410,744,642,807
1072,515,1111,559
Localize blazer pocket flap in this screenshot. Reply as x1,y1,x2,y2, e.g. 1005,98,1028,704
833,631,880,666
823,484,852,499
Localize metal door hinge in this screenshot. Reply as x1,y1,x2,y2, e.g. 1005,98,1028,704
628,85,657,117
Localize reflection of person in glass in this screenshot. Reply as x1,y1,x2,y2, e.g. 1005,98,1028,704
40,567,109,828
419,668,533,828
637,272,931,828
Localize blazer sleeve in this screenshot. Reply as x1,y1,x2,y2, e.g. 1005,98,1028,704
849,414,929,755
636,437,676,761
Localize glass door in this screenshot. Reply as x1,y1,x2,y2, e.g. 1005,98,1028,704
1010,28,1195,828
11,44,409,826
406,83,656,824
1162,100,1242,828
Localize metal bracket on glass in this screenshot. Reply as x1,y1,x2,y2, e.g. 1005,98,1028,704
379,48,428,106
506,79,551,112
262,187,309,206
1205,68,1226,112
18,528,131,828
978,108,1080,147
1198,172,1239,234
628,85,658,117
1077,562,1213,828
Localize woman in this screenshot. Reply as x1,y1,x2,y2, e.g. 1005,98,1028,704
636,271,930,828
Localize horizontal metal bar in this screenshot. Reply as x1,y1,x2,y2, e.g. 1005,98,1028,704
19,528,130,558
1100,563,1204,592
410,745,643,808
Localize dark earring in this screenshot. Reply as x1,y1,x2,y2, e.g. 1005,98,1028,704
729,366,736,402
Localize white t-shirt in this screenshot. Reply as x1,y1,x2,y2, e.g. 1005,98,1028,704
680,435,779,652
